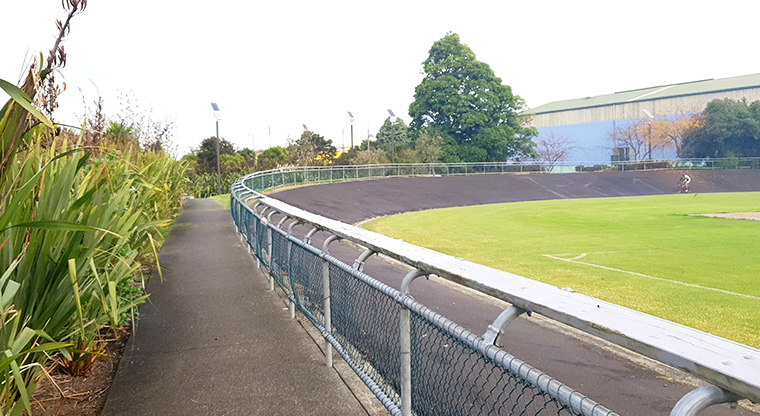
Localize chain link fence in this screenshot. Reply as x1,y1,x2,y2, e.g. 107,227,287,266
230,164,760,416
231,193,617,416
237,158,760,192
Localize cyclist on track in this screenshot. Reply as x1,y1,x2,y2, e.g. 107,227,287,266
679,173,691,193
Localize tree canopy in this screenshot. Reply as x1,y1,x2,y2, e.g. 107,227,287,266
287,130,337,166
408,33,536,161
375,117,409,146
194,136,235,174
258,146,289,170
682,98,760,157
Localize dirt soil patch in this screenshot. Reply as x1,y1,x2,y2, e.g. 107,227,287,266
693,212,760,221
29,330,128,416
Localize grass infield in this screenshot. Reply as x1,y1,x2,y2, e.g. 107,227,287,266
364,192,760,348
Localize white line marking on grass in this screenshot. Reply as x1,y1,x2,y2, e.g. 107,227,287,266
542,254,760,301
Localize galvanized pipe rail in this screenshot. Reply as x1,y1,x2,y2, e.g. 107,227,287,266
233,188,617,415
231,164,760,415
238,157,760,192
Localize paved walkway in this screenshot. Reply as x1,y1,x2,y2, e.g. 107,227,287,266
103,199,367,416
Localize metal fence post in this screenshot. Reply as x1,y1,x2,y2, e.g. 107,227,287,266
483,306,527,345
399,306,412,415
670,385,739,416
399,269,427,416
268,227,274,290
322,235,339,368
252,204,263,269
287,221,300,320
266,211,277,291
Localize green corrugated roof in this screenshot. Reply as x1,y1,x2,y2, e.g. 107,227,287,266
526,73,760,115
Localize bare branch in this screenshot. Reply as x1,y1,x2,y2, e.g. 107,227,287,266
535,133,576,169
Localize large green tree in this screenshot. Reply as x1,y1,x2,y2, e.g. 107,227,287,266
682,98,760,157
408,33,536,161
194,137,235,174
288,130,337,165
375,117,409,145
258,146,289,170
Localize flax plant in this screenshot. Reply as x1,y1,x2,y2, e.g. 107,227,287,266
0,112,187,413
191,172,236,198
0,1,189,410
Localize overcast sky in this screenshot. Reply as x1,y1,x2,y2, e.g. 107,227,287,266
2,0,759,156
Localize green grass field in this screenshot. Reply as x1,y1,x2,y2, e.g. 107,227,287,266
364,192,760,348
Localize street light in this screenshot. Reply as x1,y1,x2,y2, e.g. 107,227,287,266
387,109,396,163
210,102,222,195
348,111,355,151
643,109,654,160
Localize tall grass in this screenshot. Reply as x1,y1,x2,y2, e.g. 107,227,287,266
1,69,188,415
189,172,237,198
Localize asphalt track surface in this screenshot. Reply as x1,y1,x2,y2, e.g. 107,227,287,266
271,170,760,416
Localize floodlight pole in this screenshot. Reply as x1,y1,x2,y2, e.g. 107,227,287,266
211,103,222,195
643,109,654,161
388,109,396,163
348,112,355,151
216,120,221,194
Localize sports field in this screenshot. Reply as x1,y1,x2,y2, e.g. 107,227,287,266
364,192,760,348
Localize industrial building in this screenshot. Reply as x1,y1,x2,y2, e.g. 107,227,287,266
526,73,760,162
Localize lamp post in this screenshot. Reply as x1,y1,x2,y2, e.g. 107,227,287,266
211,102,222,195
348,111,355,151
387,109,396,163
643,109,654,160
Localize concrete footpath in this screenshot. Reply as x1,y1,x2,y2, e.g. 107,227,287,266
102,199,368,415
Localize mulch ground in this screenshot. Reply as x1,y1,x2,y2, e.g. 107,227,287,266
29,330,129,416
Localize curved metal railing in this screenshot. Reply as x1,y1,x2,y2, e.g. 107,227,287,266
236,158,760,192
230,162,760,416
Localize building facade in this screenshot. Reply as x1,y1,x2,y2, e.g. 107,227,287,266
526,73,760,162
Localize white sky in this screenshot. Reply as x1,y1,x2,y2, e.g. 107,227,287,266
2,0,759,156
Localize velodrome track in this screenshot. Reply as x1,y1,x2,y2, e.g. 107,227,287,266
270,170,760,416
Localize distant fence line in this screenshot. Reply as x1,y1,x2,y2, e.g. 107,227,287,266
230,162,760,416
241,157,760,191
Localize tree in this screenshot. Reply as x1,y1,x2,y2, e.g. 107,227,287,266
238,148,257,170
681,98,760,157
375,117,410,162
220,153,246,174
375,117,409,145
651,113,704,157
609,118,669,161
287,130,337,166
535,133,576,169
414,132,443,163
258,146,289,170
408,33,536,161
194,137,235,174
352,149,389,165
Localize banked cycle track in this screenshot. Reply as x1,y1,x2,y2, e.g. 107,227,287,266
270,169,760,416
